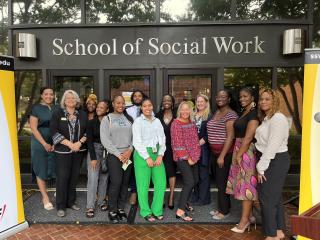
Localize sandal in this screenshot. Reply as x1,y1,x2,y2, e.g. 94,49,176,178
176,212,193,222
100,201,108,211
154,215,164,220
86,209,94,218
144,214,156,222
185,203,194,212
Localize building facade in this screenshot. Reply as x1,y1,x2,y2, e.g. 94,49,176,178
1,0,319,179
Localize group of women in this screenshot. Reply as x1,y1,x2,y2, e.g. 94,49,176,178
30,86,290,240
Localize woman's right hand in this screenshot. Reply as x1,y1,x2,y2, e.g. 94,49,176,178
91,160,98,171
217,156,225,168
146,157,154,168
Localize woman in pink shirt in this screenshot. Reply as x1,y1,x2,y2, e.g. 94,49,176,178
171,101,201,222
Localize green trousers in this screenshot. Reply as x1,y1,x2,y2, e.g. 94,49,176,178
134,147,166,217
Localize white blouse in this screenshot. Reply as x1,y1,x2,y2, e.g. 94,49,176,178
132,114,166,160
255,112,290,175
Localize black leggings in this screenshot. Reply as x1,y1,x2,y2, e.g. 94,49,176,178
177,160,199,210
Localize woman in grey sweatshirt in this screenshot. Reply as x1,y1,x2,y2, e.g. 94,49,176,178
100,95,133,223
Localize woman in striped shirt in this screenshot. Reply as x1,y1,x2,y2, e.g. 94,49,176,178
207,90,238,220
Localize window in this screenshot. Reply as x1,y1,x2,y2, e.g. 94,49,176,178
86,0,156,23
161,0,231,22
224,68,272,109
13,0,81,24
236,0,307,20
15,70,42,173
0,1,8,55
313,0,320,47
54,76,94,105
169,74,211,105
277,67,303,173
110,75,150,106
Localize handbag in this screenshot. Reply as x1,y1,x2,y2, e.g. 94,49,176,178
100,148,108,174
100,115,112,174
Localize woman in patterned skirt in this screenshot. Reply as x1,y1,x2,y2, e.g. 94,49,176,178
226,87,259,233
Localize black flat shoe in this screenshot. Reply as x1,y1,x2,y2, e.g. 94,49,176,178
168,204,174,210
117,209,127,221
176,213,193,222
108,211,119,223
185,203,194,212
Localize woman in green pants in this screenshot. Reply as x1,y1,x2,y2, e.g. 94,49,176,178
132,98,167,222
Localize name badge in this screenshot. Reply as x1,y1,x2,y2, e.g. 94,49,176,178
61,117,67,121
152,147,157,153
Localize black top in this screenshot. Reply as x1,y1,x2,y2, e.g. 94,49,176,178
50,108,88,154
155,110,175,162
234,109,259,138
86,117,102,160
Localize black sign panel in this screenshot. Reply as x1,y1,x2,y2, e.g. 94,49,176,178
14,25,307,69
0,56,14,71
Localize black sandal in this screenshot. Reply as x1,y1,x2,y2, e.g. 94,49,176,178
176,212,193,222
86,209,94,218
144,214,156,222
100,200,108,211
185,203,194,212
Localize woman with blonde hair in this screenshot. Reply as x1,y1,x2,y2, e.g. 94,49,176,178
255,88,290,240
192,94,212,206
50,90,87,217
171,101,201,221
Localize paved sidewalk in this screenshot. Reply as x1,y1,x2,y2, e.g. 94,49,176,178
9,224,266,240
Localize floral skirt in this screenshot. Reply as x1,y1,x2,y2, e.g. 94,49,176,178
226,138,258,201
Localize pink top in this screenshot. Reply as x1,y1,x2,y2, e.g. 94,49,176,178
170,119,201,162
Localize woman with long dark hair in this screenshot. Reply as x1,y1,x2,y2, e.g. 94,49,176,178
155,94,176,209
30,86,56,210
85,100,110,218
133,98,166,222
226,87,259,232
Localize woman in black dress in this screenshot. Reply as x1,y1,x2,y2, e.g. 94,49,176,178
155,94,176,209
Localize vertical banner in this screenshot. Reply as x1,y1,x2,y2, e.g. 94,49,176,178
0,56,28,238
298,49,320,239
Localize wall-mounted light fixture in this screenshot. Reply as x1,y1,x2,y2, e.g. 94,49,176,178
15,33,37,59
283,29,305,55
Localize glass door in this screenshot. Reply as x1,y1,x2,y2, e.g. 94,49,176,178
165,69,217,108
105,69,154,106
49,70,99,106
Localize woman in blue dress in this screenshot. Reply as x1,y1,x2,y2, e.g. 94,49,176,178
30,86,56,210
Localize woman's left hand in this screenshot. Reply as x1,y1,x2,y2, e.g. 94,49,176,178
258,174,267,183
154,156,163,166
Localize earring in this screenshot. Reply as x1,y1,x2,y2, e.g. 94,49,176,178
251,102,256,108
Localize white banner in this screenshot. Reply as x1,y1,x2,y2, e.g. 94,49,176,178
0,55,28,238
